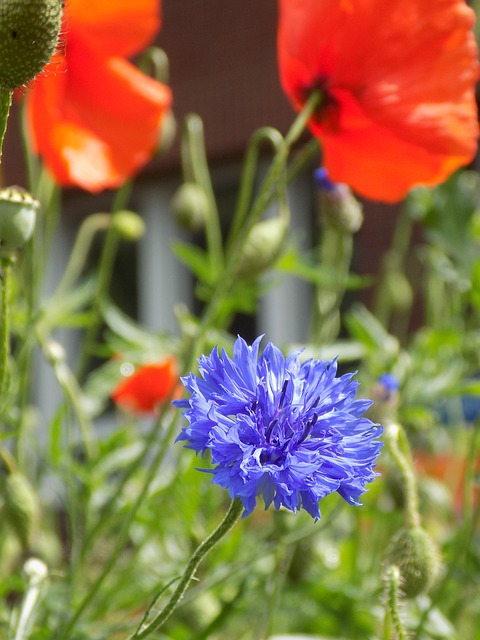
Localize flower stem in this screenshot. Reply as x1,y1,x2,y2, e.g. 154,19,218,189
130,498,244,639
226,126,284,255
182,114,223,273
76,183,131,380
384,422,420,528
0,88,12,163
57,412,180,640
313,222,354,344
183,90,322,370
383,565,407,640
0,255,14,405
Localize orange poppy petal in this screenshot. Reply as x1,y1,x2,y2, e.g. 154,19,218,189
112,358,179,414
26,43,172,192
66,0,161,58
278,0,479,202
315,89,475,202
321,121,468,203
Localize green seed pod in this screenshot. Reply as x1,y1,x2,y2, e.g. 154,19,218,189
3,472,39,549
171,182,209,231
112,210,146,242
0,0,63,89
0,186,39,249
236,216,289,280
384,526,441,597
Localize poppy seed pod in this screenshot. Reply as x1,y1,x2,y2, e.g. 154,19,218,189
171,183,210,231
236,216,289,280
384,526,441,597
0,187,39,249
0,0,62,89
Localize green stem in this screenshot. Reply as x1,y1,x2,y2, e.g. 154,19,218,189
183,90,322,371
57,412,179,640
0,88,12,163
182,115,223,273
76,404,176,566
37,330,97,460
131,498,244,639
383,565,407,640
226,126,284,255
54,213,112,297
0,256,13,405
76,185,131,380
384,422,420,528
313,224,354,345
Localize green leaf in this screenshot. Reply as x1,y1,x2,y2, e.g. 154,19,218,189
171,241,216,284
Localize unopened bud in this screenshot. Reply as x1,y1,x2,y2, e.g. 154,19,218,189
171,182,209,231
236,216,288,280
315,167,363,233
384,526,441,597
3,472,39,549
112,210,145,241
0,186,39,249
0,0,62,89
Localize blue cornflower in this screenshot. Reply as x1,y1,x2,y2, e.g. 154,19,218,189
174,336,383,520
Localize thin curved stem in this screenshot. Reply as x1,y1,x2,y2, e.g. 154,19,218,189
182,90,322,373
383,565,407,640
182,114,223,273
226,126,284,255
131,498,244,639
384,422,420,529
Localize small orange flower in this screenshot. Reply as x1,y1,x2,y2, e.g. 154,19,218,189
112,356,179,414
277,0,479,202
26,0,172,192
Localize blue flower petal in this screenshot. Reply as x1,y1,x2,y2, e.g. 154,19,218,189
175,336,383,520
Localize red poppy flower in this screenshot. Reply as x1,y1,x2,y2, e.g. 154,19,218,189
25,0,172,192
277,0,479,203
112,356,179,414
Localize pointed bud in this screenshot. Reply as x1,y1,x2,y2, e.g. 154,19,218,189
0,186,39,249
3,472,39,549
384,526,441,597
236,216,288,280
0,0,62,89
171,182,209,231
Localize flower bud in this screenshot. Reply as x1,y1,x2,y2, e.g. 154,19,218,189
0,186,39,249
112,210,146,241
236,216,288,280
315,167,363,233
3,472,39,549
171,182,209,231
0,0,63,89
384,526,441,597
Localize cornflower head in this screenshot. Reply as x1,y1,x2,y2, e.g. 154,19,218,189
174,336,383,519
